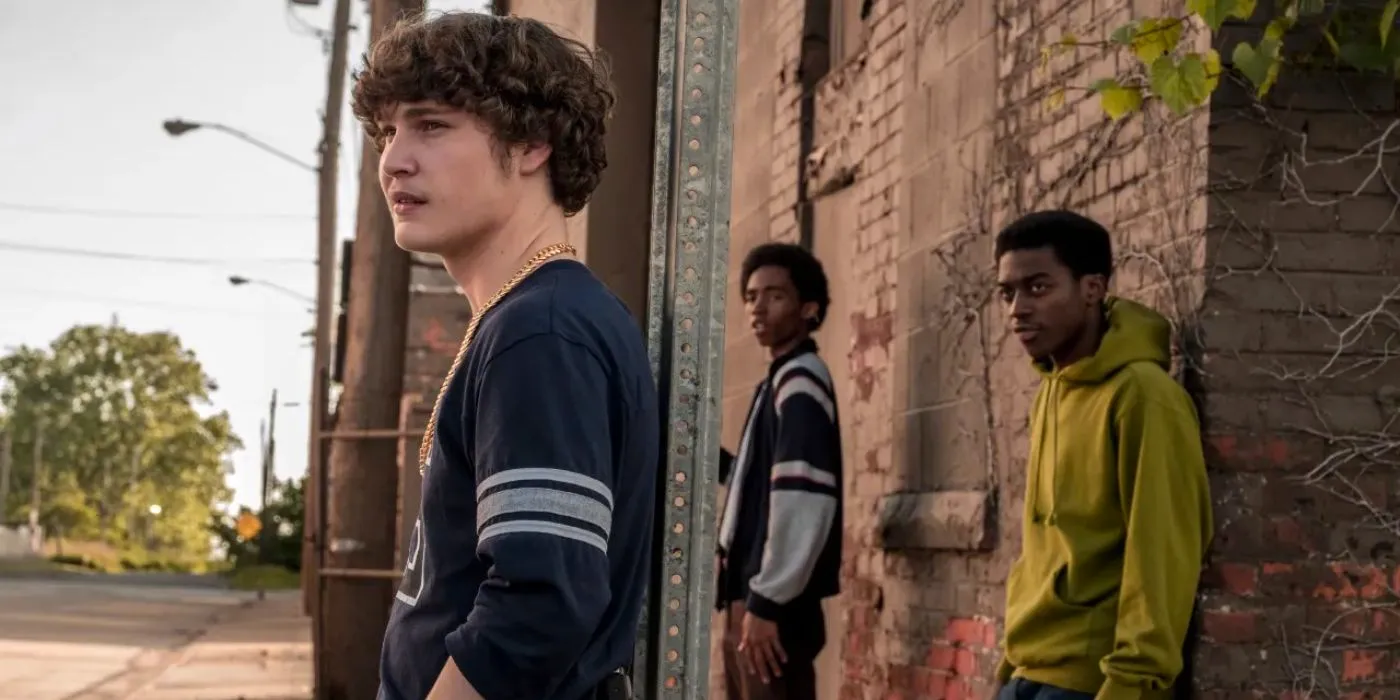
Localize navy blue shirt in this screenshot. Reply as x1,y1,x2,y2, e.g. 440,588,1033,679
379,260,659,700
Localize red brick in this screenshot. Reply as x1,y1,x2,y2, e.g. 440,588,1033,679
923,670,948,698
1341,649,1386,683
953,649,977,676
927,644,956,670
1201,610,1259,644
1207,562,1259,596
944,618,986,646
945,677,971,700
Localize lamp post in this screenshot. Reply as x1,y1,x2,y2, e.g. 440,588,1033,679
161,0,351,625
228,275,317,306
162,119,318,173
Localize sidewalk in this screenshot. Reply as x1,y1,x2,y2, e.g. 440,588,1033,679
130,590,311,700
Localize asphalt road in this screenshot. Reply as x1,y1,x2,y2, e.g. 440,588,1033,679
0,575,266,700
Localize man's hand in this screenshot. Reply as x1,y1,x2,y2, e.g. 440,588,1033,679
736,611,786,683
426,657,485,700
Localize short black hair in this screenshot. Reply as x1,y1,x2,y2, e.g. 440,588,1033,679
740,242,831,331
994,210,1113,279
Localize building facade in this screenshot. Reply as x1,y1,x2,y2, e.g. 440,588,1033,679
402,0,1400,697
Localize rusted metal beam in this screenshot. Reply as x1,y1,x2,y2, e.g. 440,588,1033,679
635,0,739,697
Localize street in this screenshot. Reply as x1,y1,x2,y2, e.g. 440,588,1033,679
0,575,310,700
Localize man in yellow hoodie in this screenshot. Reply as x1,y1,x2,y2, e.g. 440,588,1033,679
991,210,1213,700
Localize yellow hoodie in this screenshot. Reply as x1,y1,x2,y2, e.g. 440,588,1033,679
997,298,1213,700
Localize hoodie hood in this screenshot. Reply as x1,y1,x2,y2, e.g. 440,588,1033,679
1034,296,1172,384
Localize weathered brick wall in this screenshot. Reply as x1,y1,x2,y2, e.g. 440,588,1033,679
721,0,1400,698
1191,33,1400,692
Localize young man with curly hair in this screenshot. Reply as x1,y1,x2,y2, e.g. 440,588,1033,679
351,12,659,700
991,210,1212,700
715,242,843,700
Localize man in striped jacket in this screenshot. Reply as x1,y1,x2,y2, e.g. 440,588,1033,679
716,242,843,700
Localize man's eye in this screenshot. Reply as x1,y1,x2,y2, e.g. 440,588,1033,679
1030,283,1048,294
421,121,447,132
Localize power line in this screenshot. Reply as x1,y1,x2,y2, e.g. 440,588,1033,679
0,286,312,317
0,201,314,223
0,240,313,267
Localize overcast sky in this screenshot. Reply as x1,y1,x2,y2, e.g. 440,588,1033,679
0,0,487,512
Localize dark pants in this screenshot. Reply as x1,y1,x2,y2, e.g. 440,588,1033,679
997,678,1095,700
720,602,816,700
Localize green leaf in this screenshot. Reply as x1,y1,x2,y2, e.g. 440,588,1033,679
1092,78,1144,120
1232,38,1282,96
1046,86,1067,110
1322,28,1342,57
1231,0,1258,21
1264,16,1295,42
1339,40,1392,72
1150,54,1211,114
1110,21,1140,46
1132,18,1184,64
1381,0,1399,48
1188,0,1236,31
1202,48,1223,94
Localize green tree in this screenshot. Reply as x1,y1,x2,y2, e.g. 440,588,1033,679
1042,0,1400,119
211,476,304,571
0,322,239,561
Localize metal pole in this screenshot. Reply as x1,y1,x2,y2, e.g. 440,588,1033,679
28,418,44,552
204,122,319,172
638,0,739,697
0,429,11,523
305,0,353,645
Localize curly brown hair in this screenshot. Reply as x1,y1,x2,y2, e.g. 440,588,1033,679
351,12,615,216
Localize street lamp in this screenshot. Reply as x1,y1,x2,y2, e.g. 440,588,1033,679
228,275,317,306
162,118,318,173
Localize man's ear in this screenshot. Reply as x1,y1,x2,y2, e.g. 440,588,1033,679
800,301,819,323
514,142,552,176
1082,273,1107,306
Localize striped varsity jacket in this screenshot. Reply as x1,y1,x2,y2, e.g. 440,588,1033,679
716,338,843,622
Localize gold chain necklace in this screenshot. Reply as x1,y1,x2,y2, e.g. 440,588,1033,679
417,242,577,475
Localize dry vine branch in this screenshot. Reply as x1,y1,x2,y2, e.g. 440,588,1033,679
1199,68,1400,697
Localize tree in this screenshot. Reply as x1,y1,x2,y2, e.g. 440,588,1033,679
1042,0,1400,119
212,476,304,571
0,322,239,562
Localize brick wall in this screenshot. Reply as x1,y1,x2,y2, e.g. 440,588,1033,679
1191,35,1400,692
722,0,1399,698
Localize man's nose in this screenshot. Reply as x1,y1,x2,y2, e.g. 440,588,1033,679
380,137,416,179
1008,293,1032,319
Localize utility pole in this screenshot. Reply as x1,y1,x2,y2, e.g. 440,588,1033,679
263,389,279,511
0,428,11,524
302,0,354,613
261,390,278,564
316,0,419,696
28,419,44,553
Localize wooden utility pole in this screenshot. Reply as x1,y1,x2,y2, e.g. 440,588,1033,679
260,389,278,563
316,0,419,696
27,419,43,552
303,0,355,613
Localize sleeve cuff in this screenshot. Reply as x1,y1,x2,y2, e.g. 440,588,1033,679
1094,678,1146,700
444,627,508,700
744,590,784,620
